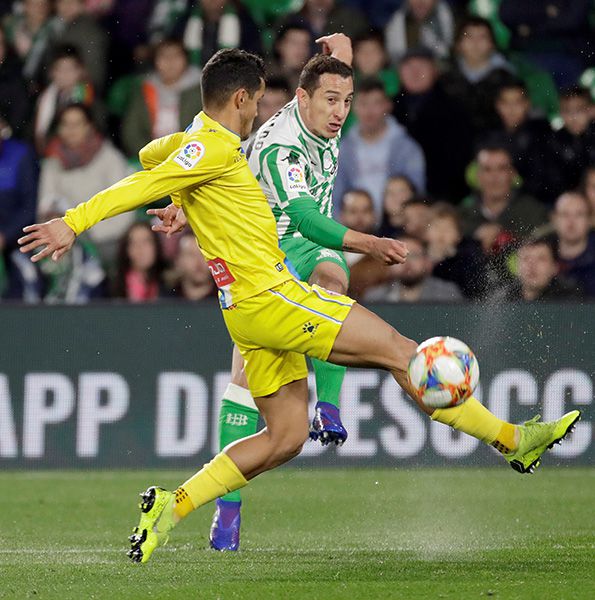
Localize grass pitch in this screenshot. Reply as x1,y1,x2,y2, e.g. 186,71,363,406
0,468,593,599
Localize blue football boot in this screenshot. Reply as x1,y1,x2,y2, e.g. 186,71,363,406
309,401,348,446
209,498,241,551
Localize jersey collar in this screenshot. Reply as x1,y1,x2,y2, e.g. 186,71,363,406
196,111,241,144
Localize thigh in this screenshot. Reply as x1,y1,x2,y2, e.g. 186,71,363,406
230,345,249,388
327,302,418,372
309,260,349,294
282,237,350,284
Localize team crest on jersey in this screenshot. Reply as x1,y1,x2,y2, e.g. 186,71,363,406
286,165,307,191
174,141,205,169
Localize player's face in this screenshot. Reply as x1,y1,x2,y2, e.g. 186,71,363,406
554,193,591,243
298,74,354,138
518,245,557,291
239,79,266,140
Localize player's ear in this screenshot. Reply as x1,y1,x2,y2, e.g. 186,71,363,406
234,88,247,110
296,87,309,107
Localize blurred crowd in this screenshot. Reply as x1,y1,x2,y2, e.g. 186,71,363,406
1,0,594,304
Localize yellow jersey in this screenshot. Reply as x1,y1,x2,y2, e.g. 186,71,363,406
63,111,293,306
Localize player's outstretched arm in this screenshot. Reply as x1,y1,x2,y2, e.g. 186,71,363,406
316,33,352,66
18,218,75,262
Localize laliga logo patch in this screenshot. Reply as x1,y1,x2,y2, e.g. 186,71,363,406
174,141,205,170
286,165,307,191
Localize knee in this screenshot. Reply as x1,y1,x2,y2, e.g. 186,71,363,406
388,329,418,371
269,427,309,464
313,275,348,295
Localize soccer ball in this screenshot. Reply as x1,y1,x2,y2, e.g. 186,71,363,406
407,336,479,408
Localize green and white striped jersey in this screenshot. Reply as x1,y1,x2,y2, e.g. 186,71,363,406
247,97,340,242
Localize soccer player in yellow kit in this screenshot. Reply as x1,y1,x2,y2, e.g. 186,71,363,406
19,48,580,564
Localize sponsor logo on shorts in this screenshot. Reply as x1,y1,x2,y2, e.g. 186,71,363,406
226,413,248,426
302,321,318,337
275,262,284,272
174,141,205,169
317,249,341,261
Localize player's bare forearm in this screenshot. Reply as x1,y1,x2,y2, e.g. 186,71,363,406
343,230,409,265
316,33,353,66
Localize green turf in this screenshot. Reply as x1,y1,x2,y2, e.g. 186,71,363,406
0,468,593,599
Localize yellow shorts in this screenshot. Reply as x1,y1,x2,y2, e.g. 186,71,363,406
222,278,355,397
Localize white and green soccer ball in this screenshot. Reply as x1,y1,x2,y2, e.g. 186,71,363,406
407,336,480,409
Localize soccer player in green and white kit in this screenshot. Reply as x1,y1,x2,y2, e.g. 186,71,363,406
209,35,357,551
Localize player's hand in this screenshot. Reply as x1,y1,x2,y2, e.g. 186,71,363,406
147,203,187,237
316,33,352,66
18,218,75,262
370,237,409,265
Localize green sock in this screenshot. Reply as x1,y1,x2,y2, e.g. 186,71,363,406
311,358,346,409
218,384,259,502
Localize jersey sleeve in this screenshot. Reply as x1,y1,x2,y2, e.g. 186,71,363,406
63,135,229,235
138,132,186,170
259,145,313,209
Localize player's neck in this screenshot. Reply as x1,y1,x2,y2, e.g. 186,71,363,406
203,106,241,139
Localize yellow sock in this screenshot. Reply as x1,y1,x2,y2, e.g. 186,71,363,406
431,396,518,453
173,453,248,520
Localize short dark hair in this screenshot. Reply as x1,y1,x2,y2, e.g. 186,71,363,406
455,16,497,46
496,78,528,98
342,188,374,207
265,74,291,95
475,140,514,161
50,44,83,67
298,54,353,96
519,237,558,261
560,85,591,104
430,202,462,235
153,37,188,63
357,77,386,97
201,48,265,108
353,29,386,51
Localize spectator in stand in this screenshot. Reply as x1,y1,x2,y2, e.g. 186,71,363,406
393,47,473,203
171,232,216,301
148,0,262,69
441,16,515,134
47,0,108,91
489,80,555,203
425,202,488,299
364,235,463,303
549,87,595,201
121,38,202,158
0,28,30,137
267,24,314,93
548,191,595,298
38,103,134,265
34,45,105,154
352,30,399,97
0,118,38,300
279,0,369,45
499,0,592,88
377,175,416,238
402,196,432,240
458,143,548,255
494,238,583,301
384,0,455,64
113,222,169,302
334,78,425,219
339,189,376,241
581,166,595,227
3,0,57,92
